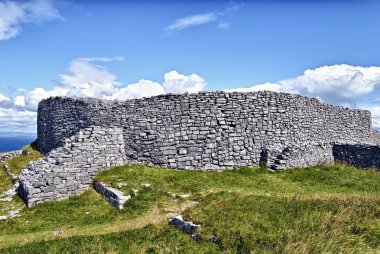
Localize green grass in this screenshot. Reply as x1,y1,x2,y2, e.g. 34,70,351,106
5,144,43,176
184,192,380,253
0,163,379,253
2,225,218,254
0,164,12,193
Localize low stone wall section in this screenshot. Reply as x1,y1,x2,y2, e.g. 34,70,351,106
268,144,334,170
333,144,380,169
19,126,126,207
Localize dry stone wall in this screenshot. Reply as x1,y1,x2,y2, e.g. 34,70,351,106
18,91,380,206
333,144,380,169
19,126,125,206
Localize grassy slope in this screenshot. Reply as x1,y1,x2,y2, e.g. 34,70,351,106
4,145,43,176
0,162,378,253
0,145,43,220
0,164,12,193
0,164,24,218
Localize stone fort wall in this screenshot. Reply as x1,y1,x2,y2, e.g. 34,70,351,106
18,91,380,206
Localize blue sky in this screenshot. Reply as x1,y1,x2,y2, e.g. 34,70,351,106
1,0,380,134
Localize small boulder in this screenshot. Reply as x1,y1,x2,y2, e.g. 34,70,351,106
169,215,200,235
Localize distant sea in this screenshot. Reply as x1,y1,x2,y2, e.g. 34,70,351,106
0,135,36,152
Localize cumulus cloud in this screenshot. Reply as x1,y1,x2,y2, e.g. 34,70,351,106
0,93,11,102
227,64,380,108
61,58,119,98
0,57,207,133
0,0,62,41
57,58,206,100
164,2,242,32
0,93,13,108
0,107,36,133
22,86,69,111
109,80,165,100
163,71,206,94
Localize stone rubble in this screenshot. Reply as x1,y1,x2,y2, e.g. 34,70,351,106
169,215,201,235
0,150,22,164
93,181,131,209
0,183,19,202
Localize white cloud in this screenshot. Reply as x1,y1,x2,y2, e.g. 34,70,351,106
0,107,37,133
164,13,217,31
109,80,165,100
0,93,11,102
163,71,206,94
227,64,380,107
0,93,13,108
279,65,380,107
0,0,62,41
164,2,242,32
22,86,69,111
109,71,206,100
61,58,119,98
23,0,62,22
227,82,281,93
14,95,25,107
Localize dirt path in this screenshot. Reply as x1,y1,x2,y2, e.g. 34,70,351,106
0,200,197,249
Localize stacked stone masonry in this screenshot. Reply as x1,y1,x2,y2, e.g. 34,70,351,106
18,91,380,206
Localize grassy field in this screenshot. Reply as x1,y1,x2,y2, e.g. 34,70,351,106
0,157,378,253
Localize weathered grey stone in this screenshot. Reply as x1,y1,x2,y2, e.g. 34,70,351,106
17,91,380,207
333,144,380,169
169,215,200,235
94,181,131,209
